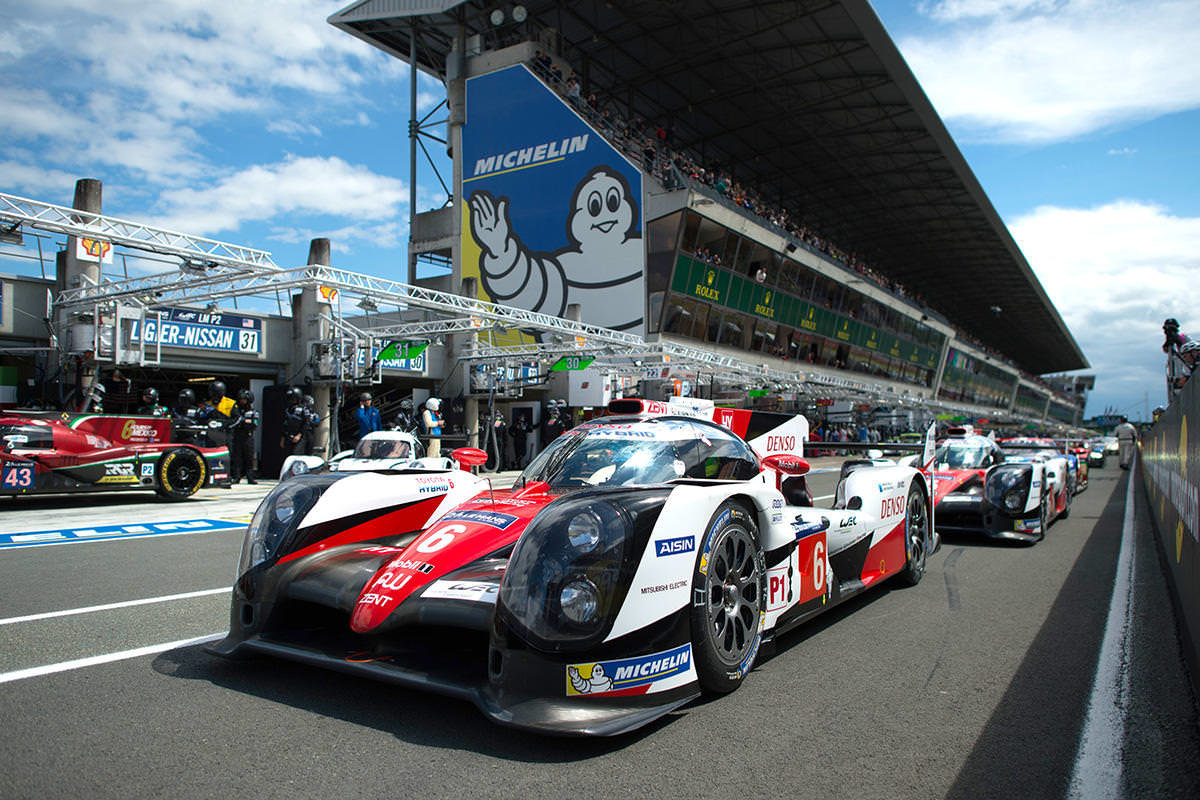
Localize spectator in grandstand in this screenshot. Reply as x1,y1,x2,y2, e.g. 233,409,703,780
1115,417,1137,469
565,74,581,104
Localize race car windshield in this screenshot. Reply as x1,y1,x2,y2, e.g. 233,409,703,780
519,417,757,489
353,438,412,459
934,441,992,469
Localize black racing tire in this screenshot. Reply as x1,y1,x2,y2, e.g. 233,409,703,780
689,502,765,694
897,485,929,587
1038,493,1051,540
156,447,207,500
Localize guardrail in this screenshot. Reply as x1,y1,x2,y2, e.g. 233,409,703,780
1140,375,1200,697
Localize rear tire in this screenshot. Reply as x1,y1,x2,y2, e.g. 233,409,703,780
156,448,207,499
690,502,765,693
898,485,929,587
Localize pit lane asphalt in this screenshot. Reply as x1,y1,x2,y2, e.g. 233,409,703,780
0,463,1196,799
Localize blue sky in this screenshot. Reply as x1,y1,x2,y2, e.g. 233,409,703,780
1,0,1197,420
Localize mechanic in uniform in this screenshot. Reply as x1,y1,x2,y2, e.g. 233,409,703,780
137,387,167,417
301,394,319,456
172,387,203,444
197,380,238,448
509,412,530,469
355,392,382,445
421,397,443,458
229,388,259,484
280,387,306,457
392,398,417,435
1115,416,1138,470
542,399,566,444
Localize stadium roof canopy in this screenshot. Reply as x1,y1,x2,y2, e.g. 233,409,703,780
330,0,1088,375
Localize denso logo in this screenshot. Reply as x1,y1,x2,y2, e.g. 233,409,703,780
766,435,796,452
655,536,695,557
880,496,905,517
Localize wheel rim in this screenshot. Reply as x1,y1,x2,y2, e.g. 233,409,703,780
703,525,762,665
167,456,201,491
906,491,928,573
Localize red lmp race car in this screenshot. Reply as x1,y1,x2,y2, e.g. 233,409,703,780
209,398,938,736
923,429,1074,544
0,412,230,499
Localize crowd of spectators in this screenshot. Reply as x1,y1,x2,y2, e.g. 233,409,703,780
530,50,928,313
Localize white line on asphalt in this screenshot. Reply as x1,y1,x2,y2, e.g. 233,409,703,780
0,633,224,685
1068,461,1137,800
0,587,230,627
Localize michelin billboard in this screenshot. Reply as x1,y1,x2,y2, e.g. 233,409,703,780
461,65,645,333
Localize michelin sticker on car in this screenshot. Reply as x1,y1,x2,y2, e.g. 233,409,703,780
565,643,692,696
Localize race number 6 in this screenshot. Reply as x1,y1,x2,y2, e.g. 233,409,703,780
415,523,467,554
812,540,826,592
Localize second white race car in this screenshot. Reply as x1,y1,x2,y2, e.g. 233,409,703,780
280,430,454,479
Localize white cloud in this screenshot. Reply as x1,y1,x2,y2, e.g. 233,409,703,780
0,161,83,197
0,1,406,183
1106,147,1137,156
149,155,407,237
1011,199,1200,412
268,119,323,138
901,0,1200,142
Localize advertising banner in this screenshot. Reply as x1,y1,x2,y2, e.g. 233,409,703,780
129,308,263,356
1142,376,1200,695
461,65,645,334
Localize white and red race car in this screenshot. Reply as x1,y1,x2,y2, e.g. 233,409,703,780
211,398,937,735
279,429,455,479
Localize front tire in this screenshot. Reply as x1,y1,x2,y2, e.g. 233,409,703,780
898,485,929,587
690,502,765,693
156,447,207,499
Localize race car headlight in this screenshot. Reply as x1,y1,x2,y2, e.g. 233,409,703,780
237,473,343,578
559,578,600,624
498,488,668,652
566,510,602,553
985,466,1031,516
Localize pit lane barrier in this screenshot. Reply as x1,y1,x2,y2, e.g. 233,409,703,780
1140,375,1200,699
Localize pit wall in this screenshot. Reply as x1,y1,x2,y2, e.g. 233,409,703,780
1141,374,1200,696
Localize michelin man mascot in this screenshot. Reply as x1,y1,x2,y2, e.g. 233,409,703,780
468,166,644,332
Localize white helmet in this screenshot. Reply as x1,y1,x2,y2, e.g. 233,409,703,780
426,397,441,411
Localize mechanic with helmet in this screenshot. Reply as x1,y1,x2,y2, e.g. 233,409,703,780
172,387,203,444
301,394,320,455
392,397,417,435
355,391,382,444
138,387,167,417
229,388,259,484
281,387,307,457
421,397,444,458
197,380,237,447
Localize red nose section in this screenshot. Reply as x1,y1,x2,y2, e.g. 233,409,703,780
349,486,553,632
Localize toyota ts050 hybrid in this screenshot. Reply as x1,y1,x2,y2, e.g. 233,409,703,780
280,429,455,479
1,411,230,499
209,398,938,736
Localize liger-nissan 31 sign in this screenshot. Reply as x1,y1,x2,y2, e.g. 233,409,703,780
460,64,646,334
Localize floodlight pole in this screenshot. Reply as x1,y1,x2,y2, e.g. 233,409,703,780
408,21,418,286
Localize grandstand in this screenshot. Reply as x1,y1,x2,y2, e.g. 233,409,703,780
331,0,1089,423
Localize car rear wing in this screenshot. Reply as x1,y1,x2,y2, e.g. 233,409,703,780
605,397,809,461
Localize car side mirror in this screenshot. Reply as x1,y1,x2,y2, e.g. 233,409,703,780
451,447,488,470
1046,470,1057,480
762,453,810,476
